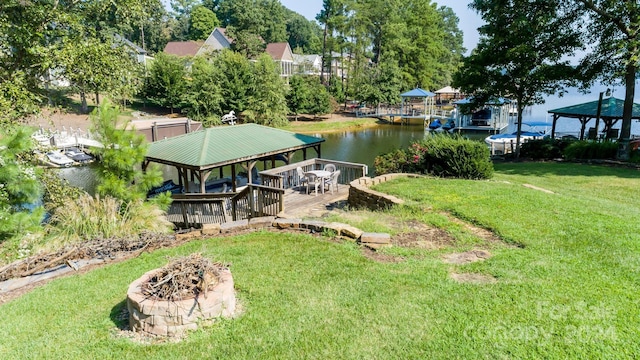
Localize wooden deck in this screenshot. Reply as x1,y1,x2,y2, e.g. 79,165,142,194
282,185,349,218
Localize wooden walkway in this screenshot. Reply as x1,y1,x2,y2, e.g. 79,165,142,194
282,185,349,218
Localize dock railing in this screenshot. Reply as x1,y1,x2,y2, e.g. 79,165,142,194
260,158,368,190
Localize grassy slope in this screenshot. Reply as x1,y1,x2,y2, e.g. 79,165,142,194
1,162,639,359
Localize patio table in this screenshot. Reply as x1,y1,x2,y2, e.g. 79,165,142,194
305,170,332,195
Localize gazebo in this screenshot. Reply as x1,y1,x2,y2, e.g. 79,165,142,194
434,86,462,104
400,88,436,122
143,123,325,193
548,97,640,140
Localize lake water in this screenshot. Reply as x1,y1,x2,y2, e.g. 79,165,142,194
57,85,640,189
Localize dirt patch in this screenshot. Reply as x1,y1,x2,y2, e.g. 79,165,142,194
450,272,497,284
392,227,456,249
360,247,405,263
443,249,492,264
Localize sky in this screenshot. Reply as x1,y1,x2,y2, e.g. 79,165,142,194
279,0,484,55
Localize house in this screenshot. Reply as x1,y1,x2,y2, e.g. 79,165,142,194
265,42,294,78
293,54,322,75
163,28,232,57
201,27,233,52
162,29,295,79
114,34,153,66
163,40,204,57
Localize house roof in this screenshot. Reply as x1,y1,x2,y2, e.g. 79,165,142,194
266,42,293,61
293,54,321,64
401,88,435,98
145,124,324,170
548,97,640,119
114,34,146,55
435,86,460,94
163,41,203,57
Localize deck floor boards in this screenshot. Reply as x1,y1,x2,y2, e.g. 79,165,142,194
282,185,349,218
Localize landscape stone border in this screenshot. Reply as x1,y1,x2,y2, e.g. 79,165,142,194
348,173,422,210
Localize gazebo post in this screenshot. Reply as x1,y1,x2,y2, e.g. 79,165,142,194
551,114,559,139
231,164,237,192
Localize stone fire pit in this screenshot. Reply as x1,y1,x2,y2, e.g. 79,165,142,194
126,266,236,337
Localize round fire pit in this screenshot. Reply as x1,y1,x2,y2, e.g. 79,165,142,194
126,267,236,337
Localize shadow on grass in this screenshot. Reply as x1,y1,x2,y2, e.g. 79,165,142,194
110,299,129,330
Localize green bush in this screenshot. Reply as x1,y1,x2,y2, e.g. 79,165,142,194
375,135,493,179
563,140,618,160
374,148,411,174
422,135,494,179
520,138,574,160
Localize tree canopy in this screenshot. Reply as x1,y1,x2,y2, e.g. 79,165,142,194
454,0,582,157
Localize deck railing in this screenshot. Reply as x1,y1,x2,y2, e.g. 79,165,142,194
260,158,368,190
231,184,284,220
167,193,232,228
168,184,284,228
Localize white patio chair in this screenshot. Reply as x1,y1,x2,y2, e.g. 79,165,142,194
323,163,336,173
324,170,340,194
305,172,322,196
296,167,308,190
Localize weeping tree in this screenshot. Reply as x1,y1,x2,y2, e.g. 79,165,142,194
454,0,583,158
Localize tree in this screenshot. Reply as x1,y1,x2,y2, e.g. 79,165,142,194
356,55,404,107
211,49,253,114
570,0,640,160
58,37,138,113
169,0,200,41
189,5,220,41
181,57,225,125
286,12,322,54
244,53,289,127
0,126,44,242
143,53,187,113
454,0,582,158
90,100,165,205
287,75,332,119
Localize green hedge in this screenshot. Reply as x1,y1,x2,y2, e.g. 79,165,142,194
563,140,618,160
374,135,493,179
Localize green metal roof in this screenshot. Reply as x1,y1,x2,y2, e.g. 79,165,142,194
548,97,640,119
146,124,324,169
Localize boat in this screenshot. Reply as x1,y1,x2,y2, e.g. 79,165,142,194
64,147,94,164
485,122,551,155
471,108,492,126
45,151,75,167
442,118,456,131
428,118,443,130
147,179,184,197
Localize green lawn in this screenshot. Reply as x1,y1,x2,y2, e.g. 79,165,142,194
282,117,380,133
1,162,639,359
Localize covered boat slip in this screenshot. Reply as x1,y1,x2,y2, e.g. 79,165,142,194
548,97,640,140
143,124,367,228
452,97,512,134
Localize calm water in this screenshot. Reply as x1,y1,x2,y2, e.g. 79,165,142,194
58,85,640,189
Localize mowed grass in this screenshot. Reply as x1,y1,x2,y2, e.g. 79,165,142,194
283,117,379,133
1,162,639,359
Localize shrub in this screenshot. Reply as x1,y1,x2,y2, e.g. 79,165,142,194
46,194,173,246
375,135,493,179
520,138,575,160
421,135,494,179
374,149,411,175
563,140,618,160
